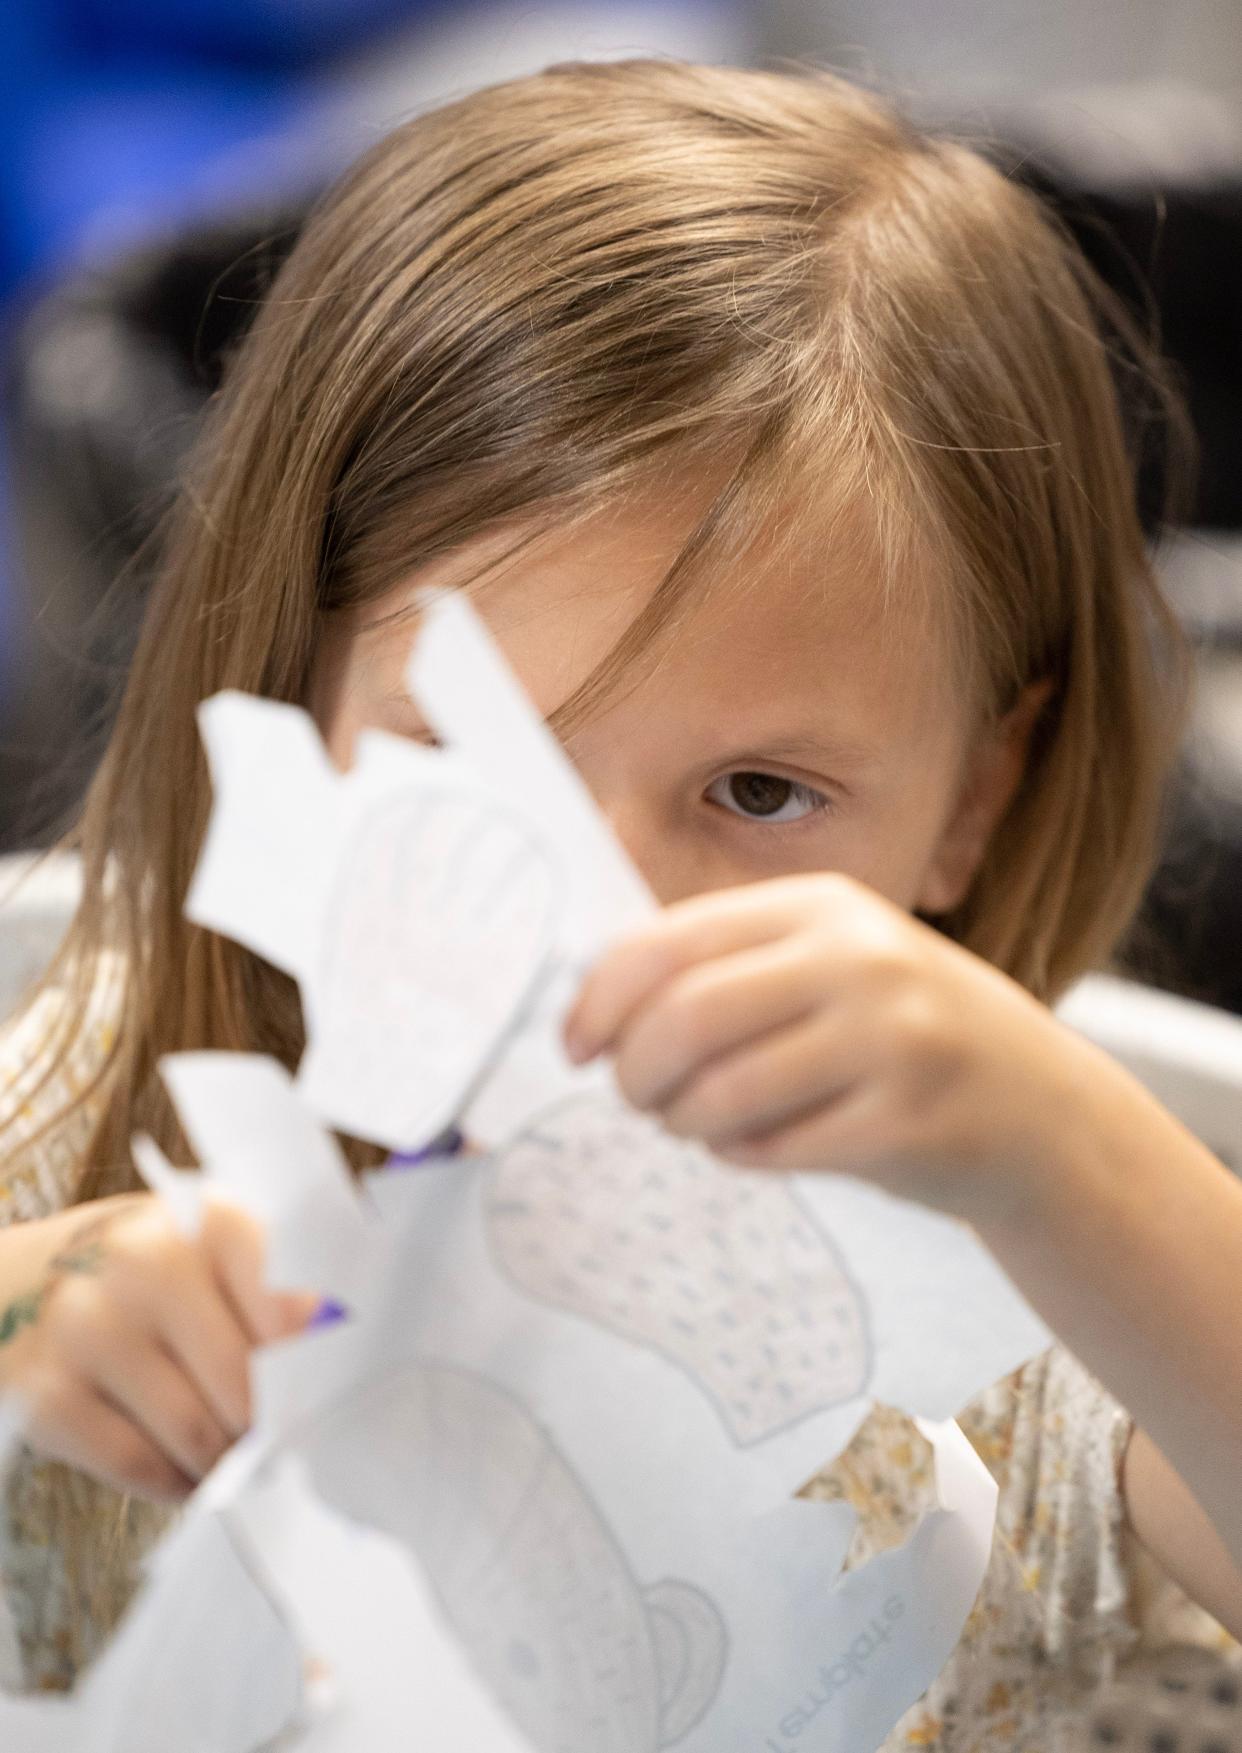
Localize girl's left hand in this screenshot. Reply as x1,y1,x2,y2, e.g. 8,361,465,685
563,873,1092,1226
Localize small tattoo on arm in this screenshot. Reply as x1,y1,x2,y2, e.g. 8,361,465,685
48,1240,106,1277
0,1291,46,1347
0,1215,112,1349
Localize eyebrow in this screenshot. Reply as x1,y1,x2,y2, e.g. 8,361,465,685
708,733,879,771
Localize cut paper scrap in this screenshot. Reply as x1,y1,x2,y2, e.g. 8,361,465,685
134,1053,376,1307
187,699,566,1150
186,592,654,1152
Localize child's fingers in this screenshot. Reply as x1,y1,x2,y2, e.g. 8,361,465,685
720,1082,887,1176
22,1368,196,1504
56,1297,240,1486
155,1270,253,1438
658,1012,862,1151
82,1319,235,1484
199,1197,318,1346
565,883,813,1063
610,936,828,1110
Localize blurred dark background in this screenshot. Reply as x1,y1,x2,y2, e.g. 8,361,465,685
3,0,1242,1011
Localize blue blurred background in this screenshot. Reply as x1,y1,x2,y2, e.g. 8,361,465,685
2,0,1242,1010
0,0,752,811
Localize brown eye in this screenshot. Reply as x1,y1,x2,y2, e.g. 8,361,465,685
706,772,828,824
731,773,792,816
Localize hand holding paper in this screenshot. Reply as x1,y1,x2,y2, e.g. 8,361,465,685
565,869,1086,1224
0,1188,313,1504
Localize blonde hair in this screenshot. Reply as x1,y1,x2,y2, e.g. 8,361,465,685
41,56,1190,1185
4,52,1193,1670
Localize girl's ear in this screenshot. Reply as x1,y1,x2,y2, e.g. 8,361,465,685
916,679,1054,917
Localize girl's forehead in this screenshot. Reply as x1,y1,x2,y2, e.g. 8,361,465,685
359,480,966,752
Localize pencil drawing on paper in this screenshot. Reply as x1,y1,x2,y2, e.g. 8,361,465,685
305,786,561,1146
486,1096,873,1446
302,1360,729,1753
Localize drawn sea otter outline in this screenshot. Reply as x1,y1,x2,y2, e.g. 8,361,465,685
486,1096,874,1448
299,1359,728,1753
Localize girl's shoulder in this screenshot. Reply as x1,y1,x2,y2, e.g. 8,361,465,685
0,954,125,1225
959,1344,1136,1659
964,1348,1242,1744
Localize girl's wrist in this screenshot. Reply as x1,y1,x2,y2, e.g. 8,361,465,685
976,1022,1147,1250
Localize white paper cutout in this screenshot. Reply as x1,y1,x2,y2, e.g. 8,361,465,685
0,592,1052,1752
0,1048,1016,1753
187,700,560,1149
130,1056,1007,1753
407,589,653,962
307,790,560,1144
135,1054,376,1306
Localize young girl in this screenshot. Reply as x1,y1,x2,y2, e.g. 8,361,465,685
1,56,1240,1750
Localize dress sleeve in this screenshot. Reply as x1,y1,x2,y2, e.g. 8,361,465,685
958,1343,1139,1672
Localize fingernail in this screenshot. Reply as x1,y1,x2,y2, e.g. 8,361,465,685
563,1028,591,1065
387,1127,465,1169
309,1297,350,1330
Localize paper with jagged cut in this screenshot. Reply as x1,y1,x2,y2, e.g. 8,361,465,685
186,701,562,1151
0,1029,1022,1753
133,1052,376,1305
186,592,653,1153
0,593,1059,1751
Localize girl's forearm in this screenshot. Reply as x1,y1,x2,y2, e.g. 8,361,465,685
974,1042,1242,1569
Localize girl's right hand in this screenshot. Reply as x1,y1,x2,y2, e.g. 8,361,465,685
0,1194,318,1503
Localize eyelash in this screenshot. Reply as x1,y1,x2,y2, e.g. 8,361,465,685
704,771,834,827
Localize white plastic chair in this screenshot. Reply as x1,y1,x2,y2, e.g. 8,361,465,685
1057,973,1242,1174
